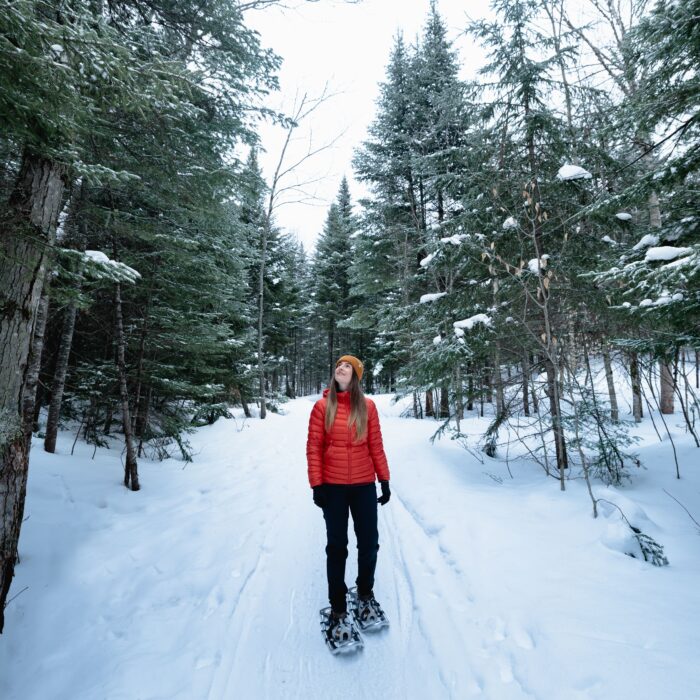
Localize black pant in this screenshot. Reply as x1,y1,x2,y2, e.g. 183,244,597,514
322,483,379,613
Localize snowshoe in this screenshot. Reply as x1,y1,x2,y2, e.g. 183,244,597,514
320,607,363,655
347,588,389,631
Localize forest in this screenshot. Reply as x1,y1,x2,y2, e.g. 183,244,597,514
1,0,698,635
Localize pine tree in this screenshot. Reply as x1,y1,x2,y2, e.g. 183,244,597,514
313,178,358,377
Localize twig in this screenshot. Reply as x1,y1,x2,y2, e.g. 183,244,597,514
663,489,700,530
3,586,29,609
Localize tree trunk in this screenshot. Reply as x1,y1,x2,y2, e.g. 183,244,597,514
521,352,530,417
425,389,434,418
23,286,51,444
630,351,643,422
328,320,335,380
0,149,67,632
440,385,449,419
103,404,114,435
493,344,504,418
114,282,139,491
44,303,78,453
130,312,149,435
659,359,675,415
467,366,474,412
136,386,152,459
454,365,463,424
525,81,567,480
545,355,568,479
602,348,619,422
257,221,268,420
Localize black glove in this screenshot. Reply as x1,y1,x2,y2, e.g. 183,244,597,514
313,485,327,509
377,480,391,506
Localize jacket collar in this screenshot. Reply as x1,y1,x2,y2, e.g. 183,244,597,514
322,387,350,403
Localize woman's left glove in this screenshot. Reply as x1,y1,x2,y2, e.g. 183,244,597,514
377,480,391,506
313,485,327,509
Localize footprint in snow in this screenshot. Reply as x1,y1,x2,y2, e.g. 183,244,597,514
194,652,221,670
511,624,535,650
498,656,514,683
204,586,225,618
491,616,506,641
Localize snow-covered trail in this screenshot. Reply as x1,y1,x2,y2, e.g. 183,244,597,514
2,394,700,700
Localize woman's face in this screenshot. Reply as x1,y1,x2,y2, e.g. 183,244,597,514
334,361,353,389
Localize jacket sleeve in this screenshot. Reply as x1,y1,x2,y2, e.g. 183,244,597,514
366,400,390,482
306,400,326,488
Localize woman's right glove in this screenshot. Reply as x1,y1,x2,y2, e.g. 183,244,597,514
313,485,326,509
377,480,391,506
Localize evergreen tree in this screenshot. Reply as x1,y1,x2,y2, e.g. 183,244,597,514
313,178,358,377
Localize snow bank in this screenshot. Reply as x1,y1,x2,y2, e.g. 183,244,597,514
3,386,700,700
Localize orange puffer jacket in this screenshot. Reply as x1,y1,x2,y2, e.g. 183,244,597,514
306,388,390,488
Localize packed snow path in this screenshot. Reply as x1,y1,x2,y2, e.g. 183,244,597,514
2,395,700,699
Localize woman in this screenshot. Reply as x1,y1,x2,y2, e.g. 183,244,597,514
306,355,391,643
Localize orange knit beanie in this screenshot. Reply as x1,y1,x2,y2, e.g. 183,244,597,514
335,355,364,381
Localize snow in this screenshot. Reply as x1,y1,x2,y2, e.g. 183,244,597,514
615,212,632,221
454,313,492,331
432,335,442,345
557,164,592,181
633,234,659,250
440,234,467,246
639,291,684,307
601,235,617,245
419,292,447,304
420,252,437,268
527,254,550,274
502,216,518,229
2,385,700,699
84,250,112,264
83,250,141,281
644,246,693,262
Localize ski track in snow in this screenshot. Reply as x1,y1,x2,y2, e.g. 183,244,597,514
2,394,700,700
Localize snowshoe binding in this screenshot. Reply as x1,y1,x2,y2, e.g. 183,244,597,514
320,607,363,655
347,588,389,632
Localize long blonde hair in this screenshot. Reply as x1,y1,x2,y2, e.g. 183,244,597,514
325,371,368,441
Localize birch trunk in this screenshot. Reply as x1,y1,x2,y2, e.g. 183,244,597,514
114,282,139,491
602,349,619,422
44,303,78,453
659,360,675,414
23,287,51,444
257,220,268,419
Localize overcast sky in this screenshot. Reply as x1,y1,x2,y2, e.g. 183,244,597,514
247,0,493,252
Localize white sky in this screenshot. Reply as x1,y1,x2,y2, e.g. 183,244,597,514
247,0,493,253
